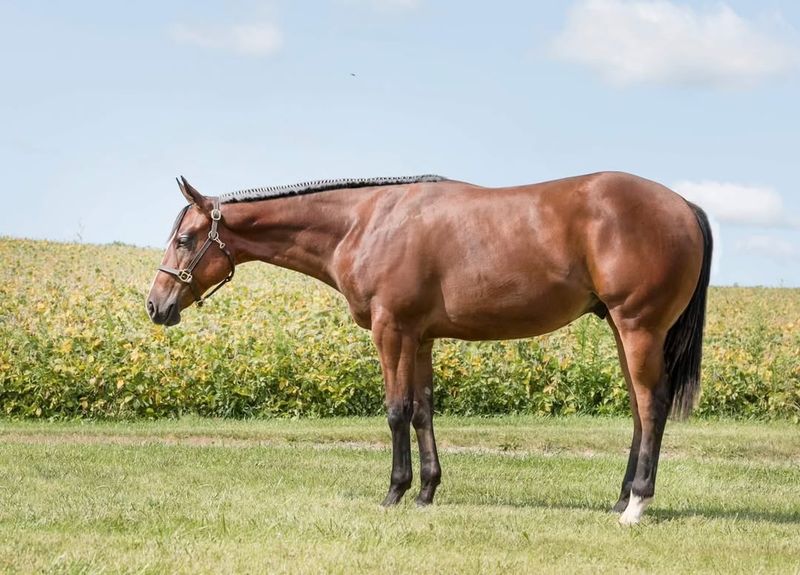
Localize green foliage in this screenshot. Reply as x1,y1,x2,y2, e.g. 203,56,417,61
1,238,798,419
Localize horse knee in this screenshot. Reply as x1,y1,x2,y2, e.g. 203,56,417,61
411,401,432,429
386,401,412,430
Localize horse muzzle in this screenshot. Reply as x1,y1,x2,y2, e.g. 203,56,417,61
147,298,182,326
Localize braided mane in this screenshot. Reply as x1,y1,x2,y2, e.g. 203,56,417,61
220,174,446,204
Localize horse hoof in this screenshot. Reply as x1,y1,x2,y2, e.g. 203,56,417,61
618,494,652,525
381,488,407,507
618,515,640,526
611,498,629,514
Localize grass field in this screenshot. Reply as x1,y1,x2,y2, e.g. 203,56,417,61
1,416,798,574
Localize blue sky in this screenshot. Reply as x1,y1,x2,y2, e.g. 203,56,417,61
1,0,799,286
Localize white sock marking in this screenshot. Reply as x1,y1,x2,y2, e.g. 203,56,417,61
619,494,653,525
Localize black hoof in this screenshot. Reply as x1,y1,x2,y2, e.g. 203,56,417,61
381,486,408,507
415,484,438,507
612,498,629,513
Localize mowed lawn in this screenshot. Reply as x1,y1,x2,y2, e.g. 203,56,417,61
1,416,798,574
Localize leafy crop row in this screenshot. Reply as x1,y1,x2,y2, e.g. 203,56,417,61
1,238,798,420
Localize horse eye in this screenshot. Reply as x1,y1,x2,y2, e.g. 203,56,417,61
176,235,192,248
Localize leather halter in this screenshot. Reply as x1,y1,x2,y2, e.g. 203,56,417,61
157,197,235,307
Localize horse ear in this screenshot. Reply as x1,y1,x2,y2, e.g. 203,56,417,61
177,176,213,213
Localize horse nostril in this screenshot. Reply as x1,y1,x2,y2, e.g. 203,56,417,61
147,300,156,319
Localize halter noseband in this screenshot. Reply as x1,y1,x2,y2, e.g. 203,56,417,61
157,197,235,307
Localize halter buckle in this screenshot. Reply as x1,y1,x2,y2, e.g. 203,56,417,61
210,208,222,221
178,269,193,283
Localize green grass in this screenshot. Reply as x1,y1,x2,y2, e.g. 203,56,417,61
1,416,798,574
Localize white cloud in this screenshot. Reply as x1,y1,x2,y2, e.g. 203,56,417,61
552,0,798,87
674,180,797,227
707,215,722,280
737,235,800,261
172,22,283,57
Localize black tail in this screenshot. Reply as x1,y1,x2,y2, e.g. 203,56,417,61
664,202,713,419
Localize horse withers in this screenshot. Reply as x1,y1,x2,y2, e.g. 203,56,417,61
147,171,712,525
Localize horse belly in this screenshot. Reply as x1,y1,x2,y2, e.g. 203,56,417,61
429,274,592,341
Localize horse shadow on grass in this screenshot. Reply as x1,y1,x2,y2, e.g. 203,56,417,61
439,494,800,525
647,506,800,525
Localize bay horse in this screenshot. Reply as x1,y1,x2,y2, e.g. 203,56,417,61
147,171,712,525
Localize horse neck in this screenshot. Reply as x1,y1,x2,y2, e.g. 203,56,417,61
225,192,353,288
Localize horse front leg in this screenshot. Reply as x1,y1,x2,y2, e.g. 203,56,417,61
411,340,441,506
372,315,419,507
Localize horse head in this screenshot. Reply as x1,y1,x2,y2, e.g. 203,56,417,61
146,177,235,325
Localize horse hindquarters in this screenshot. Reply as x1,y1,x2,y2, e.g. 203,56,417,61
612,203,713,524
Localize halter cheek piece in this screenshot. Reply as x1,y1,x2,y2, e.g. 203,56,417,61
157,197,235,307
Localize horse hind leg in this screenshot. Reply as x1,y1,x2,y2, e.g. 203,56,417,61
607,316,642,513
611,320,670,525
